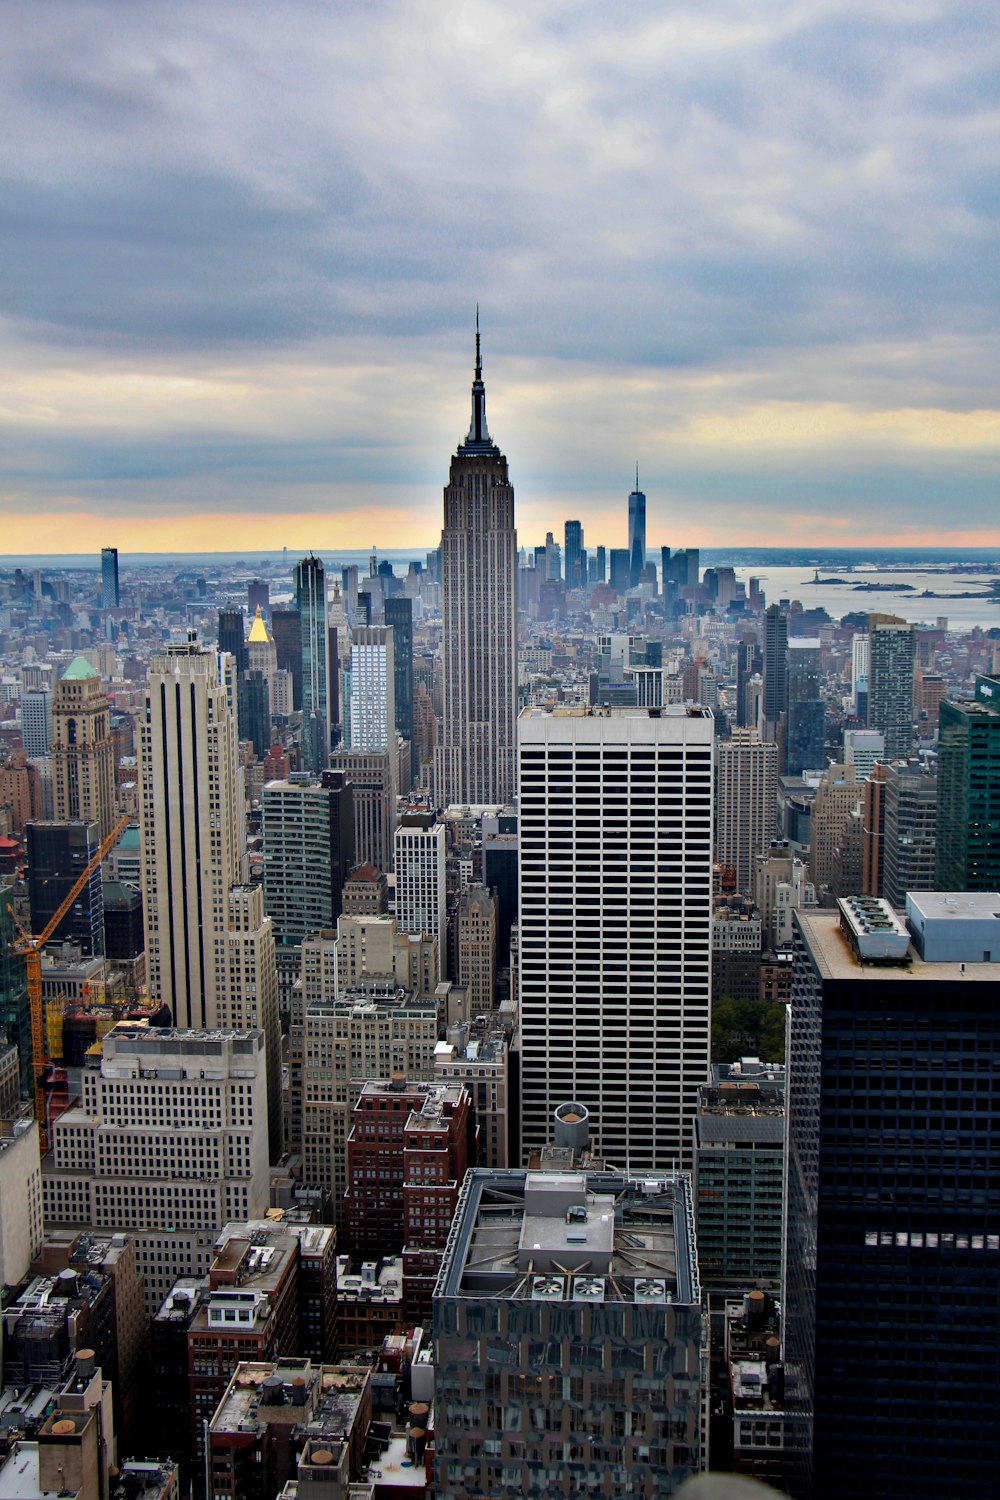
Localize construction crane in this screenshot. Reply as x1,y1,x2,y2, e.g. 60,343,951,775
6,811,130,1150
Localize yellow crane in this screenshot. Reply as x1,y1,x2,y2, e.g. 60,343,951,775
7,811,130,1150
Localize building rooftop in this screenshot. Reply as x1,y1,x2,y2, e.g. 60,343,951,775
798,907,1000,983
336,1255,403,1305
437,1169,699,1306
60,655,100,682
211,1357,372,1445
111,1460,181,1500
0,1444,46,1500
520,704,712,722
906,891,1000,923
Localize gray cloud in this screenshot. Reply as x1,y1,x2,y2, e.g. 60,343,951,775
0,0,997,543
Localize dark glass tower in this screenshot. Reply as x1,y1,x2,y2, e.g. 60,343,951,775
762,605,788,739
936,674,1000,890
384,595,414,741
270,607,302,710
785,639,825,774
627,468,646,587
295,556,331,775
564,519,584,590
100,546,120,608
0,902,31,1095
27,820,105,956
785,902,1000,1500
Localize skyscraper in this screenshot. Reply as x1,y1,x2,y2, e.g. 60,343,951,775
762,605,788,740
50,656,116,840
261,773,354,955
27,820,105,957
100,546,119,609
295,556,331,775
435,319,517,807
851,632,869,720
715,728,778,894
139,641,246,1029
518,705,714,1170
785,898,1000,1499
384,595,413,741
627,467,646,587
270,607,302,710
785,638,825,774
347,625,396,753
564,518,584,590
867,615,915,761
936,674,1000,890
395,812,447,976
19,689,51,757
735,635,762,729
882,760,937,908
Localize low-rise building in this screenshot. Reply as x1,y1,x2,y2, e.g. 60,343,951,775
208,1357,371,1500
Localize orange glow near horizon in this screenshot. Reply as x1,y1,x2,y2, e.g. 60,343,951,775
1,507,998,556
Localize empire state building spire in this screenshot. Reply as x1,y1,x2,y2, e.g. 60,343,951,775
436,316,518,807
460,306,496,454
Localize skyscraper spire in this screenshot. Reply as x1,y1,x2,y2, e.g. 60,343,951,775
635,460,639,492
462,306,494,452
439,324,517,806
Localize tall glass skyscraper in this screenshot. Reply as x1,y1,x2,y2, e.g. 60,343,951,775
100,546,119,608
384,595,413,741
627,469,646,587
762,604,788,740
564,518,584,590
785,638,825,774
295,555,331,775
936,673,1000,890
786,900,1000,1499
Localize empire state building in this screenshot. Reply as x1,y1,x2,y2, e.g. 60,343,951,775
435,319,518,807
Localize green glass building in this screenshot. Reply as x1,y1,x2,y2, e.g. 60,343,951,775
936,674,1000,891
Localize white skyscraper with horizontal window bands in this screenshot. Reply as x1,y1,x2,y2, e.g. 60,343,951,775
139,641,246,1030
518,705,715,1171
435,315,518,807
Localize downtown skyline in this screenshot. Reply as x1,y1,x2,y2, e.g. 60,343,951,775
0,1,997,554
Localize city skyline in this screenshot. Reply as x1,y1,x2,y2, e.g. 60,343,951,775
0,4,997,554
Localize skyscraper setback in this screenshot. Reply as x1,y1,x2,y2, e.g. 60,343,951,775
435,320,517,807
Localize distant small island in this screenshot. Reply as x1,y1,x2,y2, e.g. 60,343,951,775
806,576,916,591
851,581,916,592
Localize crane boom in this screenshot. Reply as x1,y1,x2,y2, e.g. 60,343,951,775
6,810,131,1150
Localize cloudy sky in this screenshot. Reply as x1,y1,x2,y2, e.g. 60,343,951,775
1,0,997,555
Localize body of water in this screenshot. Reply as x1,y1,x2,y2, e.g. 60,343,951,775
734,566,1000,631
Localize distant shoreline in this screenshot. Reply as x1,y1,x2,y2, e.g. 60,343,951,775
2,546,999,572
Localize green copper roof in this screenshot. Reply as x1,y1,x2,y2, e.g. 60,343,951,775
61,654,100,681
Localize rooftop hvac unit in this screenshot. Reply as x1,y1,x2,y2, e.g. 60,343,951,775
634,1279,667,1301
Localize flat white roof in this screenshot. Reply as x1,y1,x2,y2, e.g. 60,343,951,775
907,892,1000,922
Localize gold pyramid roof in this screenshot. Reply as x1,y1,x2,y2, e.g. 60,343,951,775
248,605,271,644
